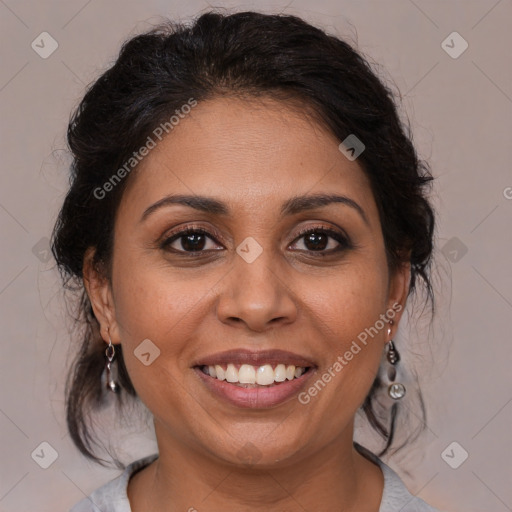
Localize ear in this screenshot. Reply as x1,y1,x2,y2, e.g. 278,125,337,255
82,247,121,345
386,261,411,339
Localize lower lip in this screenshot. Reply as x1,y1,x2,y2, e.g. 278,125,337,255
193,367,316,409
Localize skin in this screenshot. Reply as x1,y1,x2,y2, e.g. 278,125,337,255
84,95,410,512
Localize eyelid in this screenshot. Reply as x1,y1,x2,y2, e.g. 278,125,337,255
159,222,352,254
292,223,348,240
161,223,225,246
289,223,351,250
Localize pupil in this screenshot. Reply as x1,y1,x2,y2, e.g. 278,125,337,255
182,233,205,251
305,232,327,251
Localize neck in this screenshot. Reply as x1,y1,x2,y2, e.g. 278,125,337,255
128,420,384,512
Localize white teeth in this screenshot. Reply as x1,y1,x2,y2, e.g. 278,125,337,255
274,364,287,382
203,363,308,385
214,365,225,380
238,364,256,384
225,363,238,383
256,364,275,385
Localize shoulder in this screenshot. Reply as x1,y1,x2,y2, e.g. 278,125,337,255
68,453,159,512
354,443,444,512
379,461,443,512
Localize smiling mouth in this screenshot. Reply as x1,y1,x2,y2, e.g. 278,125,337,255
196,363,313,387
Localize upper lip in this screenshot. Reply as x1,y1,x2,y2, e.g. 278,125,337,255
192,349,317,368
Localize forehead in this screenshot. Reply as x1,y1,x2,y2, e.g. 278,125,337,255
120,96,375,220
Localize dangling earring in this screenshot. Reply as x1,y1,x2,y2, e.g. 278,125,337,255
105,331,119,393
386,320,406,400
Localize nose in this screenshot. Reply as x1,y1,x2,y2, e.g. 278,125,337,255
215,247,298,332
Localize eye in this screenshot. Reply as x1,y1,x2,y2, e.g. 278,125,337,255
289,226,351,253
160,226,224,253
159,224,352,255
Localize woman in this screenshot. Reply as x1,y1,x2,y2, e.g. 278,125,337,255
52,10,442,512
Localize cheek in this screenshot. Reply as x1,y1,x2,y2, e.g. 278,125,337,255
112,238,211,339
296,260,389,408
110,253,208,400
301,261,389,342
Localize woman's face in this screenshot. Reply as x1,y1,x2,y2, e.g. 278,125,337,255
86,96,409,468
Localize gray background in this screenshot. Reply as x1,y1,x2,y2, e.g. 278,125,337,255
1,1,511,511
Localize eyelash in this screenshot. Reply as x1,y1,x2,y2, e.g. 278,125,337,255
159,224,352,256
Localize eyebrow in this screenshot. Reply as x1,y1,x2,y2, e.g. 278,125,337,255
140,193,369,226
